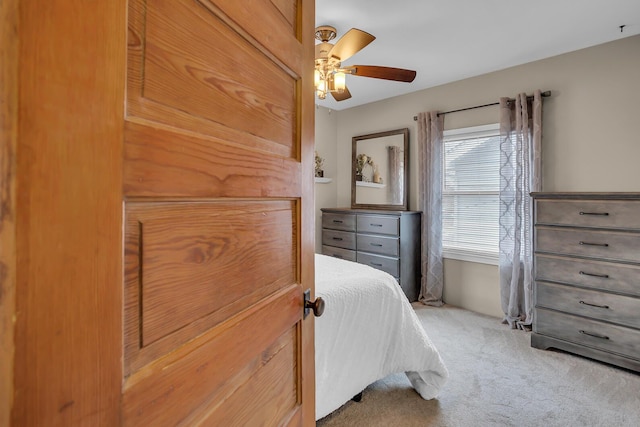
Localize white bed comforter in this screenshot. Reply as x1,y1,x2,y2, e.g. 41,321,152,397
314,254,449,420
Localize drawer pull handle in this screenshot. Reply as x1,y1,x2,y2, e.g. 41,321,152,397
332,237,343,241
370,243,383,247
333,254,343,259
370,223,383,227
332,219,343,223
579,330,609,340
579,212,609,216
579,300,610,309
579,241,609,247
371,262,383,267
579,271,609,279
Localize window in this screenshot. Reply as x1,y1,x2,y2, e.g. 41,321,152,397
442,124,500,265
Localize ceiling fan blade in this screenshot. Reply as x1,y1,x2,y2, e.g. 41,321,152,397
331,86,352,102
328,28,375,62
345,65,417,82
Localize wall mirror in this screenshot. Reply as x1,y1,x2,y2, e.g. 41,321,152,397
351,128,409,210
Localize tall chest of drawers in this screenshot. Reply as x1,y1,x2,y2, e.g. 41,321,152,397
532,193,640,372
320,208,421,302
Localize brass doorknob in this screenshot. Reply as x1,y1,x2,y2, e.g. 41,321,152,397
305,296,325,317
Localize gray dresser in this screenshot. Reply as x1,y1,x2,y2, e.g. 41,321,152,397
532,193,640,372
320,208,421,301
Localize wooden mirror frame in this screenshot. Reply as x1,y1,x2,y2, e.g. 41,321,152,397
351,128,409,211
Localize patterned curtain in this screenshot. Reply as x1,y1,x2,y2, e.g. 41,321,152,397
387,146,404,205
417,111,444,306
499,90,542,330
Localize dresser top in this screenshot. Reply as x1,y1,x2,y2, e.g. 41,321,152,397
531,192,640,200
321,207,421,216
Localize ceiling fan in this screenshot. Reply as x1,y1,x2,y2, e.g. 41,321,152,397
314,25,416,102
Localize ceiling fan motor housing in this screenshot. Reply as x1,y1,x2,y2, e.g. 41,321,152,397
315,42,334,61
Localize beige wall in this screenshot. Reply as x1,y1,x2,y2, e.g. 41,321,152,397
315,34,640,317
314,107,338,253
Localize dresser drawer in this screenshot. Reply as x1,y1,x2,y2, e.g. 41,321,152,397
322,212,356,232
322,229,356,250
321,245,356,262
356,253,399,278
357,234,399,257
536,199,640,230
536,281,640,329
357,215,399,236
535,254,640,297
535,308,640,361
536,226,640,263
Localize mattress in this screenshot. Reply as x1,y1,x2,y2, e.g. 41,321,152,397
314,254,448,420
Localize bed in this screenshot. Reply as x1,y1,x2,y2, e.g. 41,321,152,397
314,254,449,420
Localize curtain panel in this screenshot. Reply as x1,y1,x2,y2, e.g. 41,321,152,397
388,146,404,205
417,112,445,306
499,90,543,330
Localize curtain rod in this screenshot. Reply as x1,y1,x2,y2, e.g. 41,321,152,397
412,90,551,121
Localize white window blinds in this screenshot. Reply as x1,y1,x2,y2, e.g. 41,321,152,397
442,124,500,264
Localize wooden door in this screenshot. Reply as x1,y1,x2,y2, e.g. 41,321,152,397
4,0,316,425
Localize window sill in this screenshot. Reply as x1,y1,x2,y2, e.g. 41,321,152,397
443,249,498,266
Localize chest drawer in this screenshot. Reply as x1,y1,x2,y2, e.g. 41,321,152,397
536,199,640,230
536,281,640,329
356,253,399,278
535,308,640,361
357,234,399,257
322,213,356,232
321,245,356,262
536,226,640,263
357,215,399,236
535,254,640,297
322,229,356,250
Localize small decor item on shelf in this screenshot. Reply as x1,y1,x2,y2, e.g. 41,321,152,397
373,164,382,184
356,153,375,182
315,151,325,178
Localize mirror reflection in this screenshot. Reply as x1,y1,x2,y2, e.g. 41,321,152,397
351,128,408,210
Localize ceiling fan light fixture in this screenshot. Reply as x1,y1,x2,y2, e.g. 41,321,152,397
316,79,327,99
333,71,346,93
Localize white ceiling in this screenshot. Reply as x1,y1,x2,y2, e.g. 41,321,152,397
315,0,640,110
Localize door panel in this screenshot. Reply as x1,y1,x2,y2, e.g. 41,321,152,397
11,1,126,424
123,121,301,198
142,0,297,149
123,284,301,426
139,203,294,347
122,0,315,425
123,201,297,372
0,0,17,424
10,0,315,424
210,0,302,71
127,0,301,158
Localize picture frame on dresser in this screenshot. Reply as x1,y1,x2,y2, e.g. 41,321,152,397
531,192,640,373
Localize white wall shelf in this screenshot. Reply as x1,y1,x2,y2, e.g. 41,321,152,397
356,181,385,188
315,177,332,184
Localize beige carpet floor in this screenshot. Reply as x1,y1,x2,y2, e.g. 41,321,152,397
317,304,640,427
